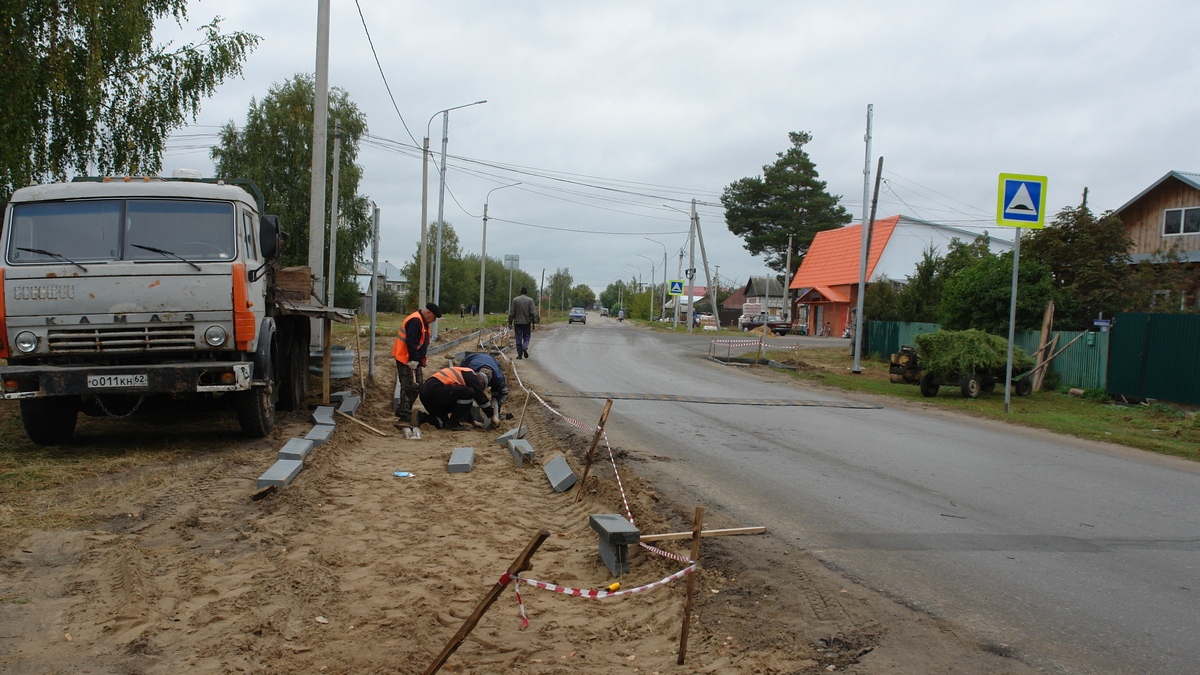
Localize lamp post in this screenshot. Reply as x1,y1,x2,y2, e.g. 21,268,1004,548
645,237,668,320
637,253,655,321
480,182,520,323
419,100,486,338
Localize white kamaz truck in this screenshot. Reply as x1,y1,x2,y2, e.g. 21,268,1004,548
0,175,320,444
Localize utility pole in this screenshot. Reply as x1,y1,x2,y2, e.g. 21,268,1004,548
308,0,330,345
674,248,683,329
1081,186,1089,210
692,199,719,332
368,204,380,379
418,135,430,309
325,120,342,306
852,104,874,374
783,235,793,322
686,203,696,333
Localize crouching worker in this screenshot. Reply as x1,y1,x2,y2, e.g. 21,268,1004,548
418,366,494,430
458,352,509,426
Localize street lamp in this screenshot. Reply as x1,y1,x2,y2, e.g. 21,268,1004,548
625,263,641,292
637,253,655,320
480,182,520,323
418,99,486,337
645,237,668,320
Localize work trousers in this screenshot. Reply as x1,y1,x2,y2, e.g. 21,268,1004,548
418,379,477,426
514,323,532,353
395,361,422,420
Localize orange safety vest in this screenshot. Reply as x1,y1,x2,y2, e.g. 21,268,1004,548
430,367,473,387
392,311,429,364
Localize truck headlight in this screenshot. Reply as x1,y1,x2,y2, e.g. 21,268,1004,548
14,331,38,353
204,325,228,347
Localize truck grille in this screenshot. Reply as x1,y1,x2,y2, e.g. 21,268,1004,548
46,325,197,352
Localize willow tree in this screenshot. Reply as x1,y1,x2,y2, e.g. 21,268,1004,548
0,1,259,198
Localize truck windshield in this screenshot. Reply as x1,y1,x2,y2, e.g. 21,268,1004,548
7,199,236,264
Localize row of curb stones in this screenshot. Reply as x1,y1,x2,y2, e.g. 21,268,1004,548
256,391,360,489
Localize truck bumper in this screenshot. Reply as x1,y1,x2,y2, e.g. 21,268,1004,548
0,362,253,399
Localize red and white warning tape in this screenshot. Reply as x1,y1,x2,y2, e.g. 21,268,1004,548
513,564,697,599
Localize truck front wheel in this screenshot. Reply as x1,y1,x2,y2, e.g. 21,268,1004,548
20,396,81,445
237,341,277,438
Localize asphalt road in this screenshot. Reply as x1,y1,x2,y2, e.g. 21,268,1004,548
526,314,1200,675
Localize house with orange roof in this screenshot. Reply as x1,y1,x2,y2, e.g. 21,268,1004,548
788,215,1013,337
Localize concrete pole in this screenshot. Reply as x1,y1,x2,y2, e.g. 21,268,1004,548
784,235,793,322
432,112,449,340
692,199,718,331
1004,229,1021,414
686,205,696,333
325,121,342,306
673,248,682,329
852,105,874,373
369,205,380,378
418,136,430,309
480,201,489,323
308,0,330,343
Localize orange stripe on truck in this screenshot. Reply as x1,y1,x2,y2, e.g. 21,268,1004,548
0,269,8,358
231,263,256,351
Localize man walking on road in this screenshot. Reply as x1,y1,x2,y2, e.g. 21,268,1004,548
392,302,441,424
508,286,538,359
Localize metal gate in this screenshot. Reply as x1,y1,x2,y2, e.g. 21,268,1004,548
1107,313,1200,405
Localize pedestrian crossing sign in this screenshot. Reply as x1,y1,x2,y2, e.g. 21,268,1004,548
668,280,685,296
996,173,1048,228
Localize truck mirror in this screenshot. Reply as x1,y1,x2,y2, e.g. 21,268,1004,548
260,215,281,259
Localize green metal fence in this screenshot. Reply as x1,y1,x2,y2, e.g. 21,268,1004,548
868,321,1109,390
865,321,939,360
1107,313,1200,405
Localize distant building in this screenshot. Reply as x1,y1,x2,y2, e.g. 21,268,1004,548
355,260,409,314
789,215,1012,338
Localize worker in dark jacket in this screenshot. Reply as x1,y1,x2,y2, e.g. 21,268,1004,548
418,366,494,430
507,286,539,359
392,302,441,422
458,352,509,424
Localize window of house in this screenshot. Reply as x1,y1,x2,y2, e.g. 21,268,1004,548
1163,207,1200,235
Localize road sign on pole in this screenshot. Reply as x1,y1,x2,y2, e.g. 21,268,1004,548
996,174,1048,228
668,280,684,296
996,172,1048,413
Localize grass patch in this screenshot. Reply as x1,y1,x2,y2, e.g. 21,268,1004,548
765,347,1200,461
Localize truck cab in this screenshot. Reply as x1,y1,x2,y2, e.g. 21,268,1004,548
0,176,310,444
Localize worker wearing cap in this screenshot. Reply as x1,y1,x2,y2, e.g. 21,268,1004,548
458,351,509,425
393,302,441,423
418,366,494,430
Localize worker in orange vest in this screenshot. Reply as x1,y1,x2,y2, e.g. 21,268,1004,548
418,366,493,430
393,302,441,423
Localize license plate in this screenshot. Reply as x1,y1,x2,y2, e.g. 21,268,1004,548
87,374,148,388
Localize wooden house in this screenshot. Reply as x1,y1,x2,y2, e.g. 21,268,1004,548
1112,171,1200,309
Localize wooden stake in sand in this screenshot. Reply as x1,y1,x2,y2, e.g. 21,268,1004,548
335,409,390,437
353,311,367,393
640,526,766,543
677,505,704,665
573,399,613,504
423,530,550,675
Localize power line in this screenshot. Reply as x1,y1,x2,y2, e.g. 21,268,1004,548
353,0,419,147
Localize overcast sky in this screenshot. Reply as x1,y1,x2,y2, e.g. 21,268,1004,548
159,1,1200,296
